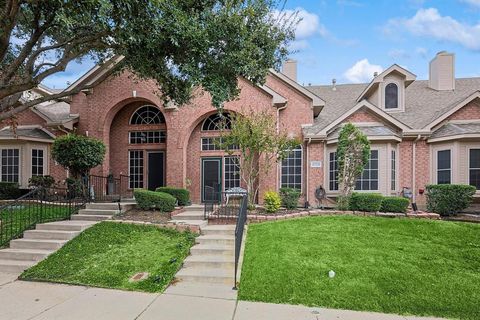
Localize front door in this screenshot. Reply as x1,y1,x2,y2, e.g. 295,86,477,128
148,151,164,190
202,157,222,202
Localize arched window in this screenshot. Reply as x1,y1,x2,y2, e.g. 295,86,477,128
281,145,302,190
202,112,232,131
130,105,165,125
385,83,399,109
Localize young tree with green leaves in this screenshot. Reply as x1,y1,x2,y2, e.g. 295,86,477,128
336,123,370,207
0,0,297,120
220,109,299,206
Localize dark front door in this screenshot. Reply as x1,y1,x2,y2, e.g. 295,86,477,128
202,158,222,202
148,152,164,190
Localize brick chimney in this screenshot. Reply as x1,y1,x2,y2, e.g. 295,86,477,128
429,51,455,91
282,59,297,82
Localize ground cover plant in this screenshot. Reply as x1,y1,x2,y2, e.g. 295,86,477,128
239,215,480,320
21,222,196,293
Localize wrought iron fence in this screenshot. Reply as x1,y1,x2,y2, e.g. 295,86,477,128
204,191,247,220
233,194,248,289
0,186,87,247
88,174,131,203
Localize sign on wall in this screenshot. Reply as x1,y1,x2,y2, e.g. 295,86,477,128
310,161,322,168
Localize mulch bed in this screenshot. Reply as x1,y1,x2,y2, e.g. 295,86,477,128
113,207,184,224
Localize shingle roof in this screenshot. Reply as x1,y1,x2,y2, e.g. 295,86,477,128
34,101,77,123
306,78,480,134
430,122,480,139
327,125,400,140
0,127,54,141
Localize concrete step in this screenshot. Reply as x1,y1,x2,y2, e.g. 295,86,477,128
36,220,95,232
183,255,235,269
172,213,205,221
190,244,234,256
171,220,208,227
86,203,135,211
78,209,119,216
165,282,237,300
10,238,67,250
201,225,236,236
71,214,112,221
0,259,35,273
176,267,234,285
0,248,52,261
195,235,235,246
23,229,80,241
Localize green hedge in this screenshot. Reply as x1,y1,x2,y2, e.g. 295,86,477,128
381,196,410,213
0,182,22,199
134,189,176,212
155,187,190,206
426,184,476,216
349,193,383,212
279,187,301,209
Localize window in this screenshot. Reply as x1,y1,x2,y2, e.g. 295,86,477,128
281,146,302,190
329,152,339,191
130,105,165,125
202,113,232,131
1,149,20,183
129,150,144,189
437,150,451,184
224,156,240,190
385,83,399,109
129,131,166,144
469,149,480,189
32,149,44,176
201,137,239,151
391,149,396,191
355,150,379,191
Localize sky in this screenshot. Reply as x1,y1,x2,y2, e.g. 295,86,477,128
42,0,480,89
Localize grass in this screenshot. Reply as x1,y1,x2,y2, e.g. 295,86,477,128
21,222,196,293
238,215,480,320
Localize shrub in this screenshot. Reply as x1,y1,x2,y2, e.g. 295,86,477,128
279,187,301,209
381,196,410,213
0,182,21,199
134,189,176,212
335,195,351,211
155,187,190,206
349,192,383,212
426,184,476,216
264,191,281,213
28,175,55,188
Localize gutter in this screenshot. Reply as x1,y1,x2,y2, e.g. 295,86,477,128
306,138,312,205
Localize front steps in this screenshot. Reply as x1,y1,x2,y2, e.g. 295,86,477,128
170,204,208,227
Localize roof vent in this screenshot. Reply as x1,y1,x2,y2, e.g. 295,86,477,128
373,71,378,77
332,79,337,91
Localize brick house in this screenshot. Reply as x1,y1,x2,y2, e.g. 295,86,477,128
4,51,480,207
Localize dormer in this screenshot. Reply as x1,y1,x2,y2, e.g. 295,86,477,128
356,64,416,113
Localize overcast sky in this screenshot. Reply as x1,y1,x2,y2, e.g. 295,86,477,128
42,0,480,89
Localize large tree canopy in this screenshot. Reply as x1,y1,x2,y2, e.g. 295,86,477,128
0,0,296,120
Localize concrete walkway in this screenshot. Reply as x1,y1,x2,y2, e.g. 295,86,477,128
0,272,445,320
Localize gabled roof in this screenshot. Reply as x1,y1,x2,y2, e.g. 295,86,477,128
356,64,417,102
326,125,401,143
0,126,55,143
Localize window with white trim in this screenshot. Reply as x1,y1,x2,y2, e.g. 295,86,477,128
202,113,232,131
391,149,396,191
32,149,44,176
129,150,144,189
437,150,451,184
224,156,240,190
1,149,20,183
329,152,339,191
129,131,166,144
201,137,238,151
281,146,302,190
469,149,480,189
355,150,379,191
385,83,399,109
130,105,165,125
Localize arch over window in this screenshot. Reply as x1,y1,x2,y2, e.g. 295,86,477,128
385,83,399,109
202,112,232,131
130,105,165,125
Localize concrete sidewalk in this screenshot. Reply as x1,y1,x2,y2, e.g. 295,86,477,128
0,272,445,320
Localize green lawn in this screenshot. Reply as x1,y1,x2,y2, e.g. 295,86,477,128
239,216,480,320
21,222,196,292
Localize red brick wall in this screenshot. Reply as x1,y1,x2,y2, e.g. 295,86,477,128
446,100,480,121
306,142,324,205
344,108,383,123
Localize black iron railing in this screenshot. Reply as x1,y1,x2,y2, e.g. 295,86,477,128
233,194,248,289
204,191,247,220
88,174,131,203
0,186,87,247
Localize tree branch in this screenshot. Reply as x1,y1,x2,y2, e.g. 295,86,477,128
0,0,22,61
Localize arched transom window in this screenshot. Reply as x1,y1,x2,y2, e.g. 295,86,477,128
385,83,399,109
202,112,232,131
130,105,165,125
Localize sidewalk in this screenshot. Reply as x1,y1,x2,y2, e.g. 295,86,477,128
0,272,444,320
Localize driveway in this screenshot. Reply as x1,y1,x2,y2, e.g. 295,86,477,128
0,273,444,320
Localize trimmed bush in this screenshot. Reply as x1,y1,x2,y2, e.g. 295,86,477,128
134,189,176,212
264,191,281,213
0,182,22,199
28,175,55,188
426,184,476,216
349,192,383,212
279,187,301,209
335,195,351,211
155,187,190,206
381,196,410,213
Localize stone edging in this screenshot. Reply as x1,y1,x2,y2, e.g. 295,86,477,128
109,219,201,234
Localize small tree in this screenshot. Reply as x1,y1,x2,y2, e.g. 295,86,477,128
336,123,370,206
220,109,298,206
52,134,106,178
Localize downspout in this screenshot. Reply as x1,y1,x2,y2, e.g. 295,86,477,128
276,105,287,191
412,134,421,203
306,137,312,205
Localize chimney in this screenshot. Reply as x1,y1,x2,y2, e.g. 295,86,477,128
429,51,455,91
282,59,297,82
